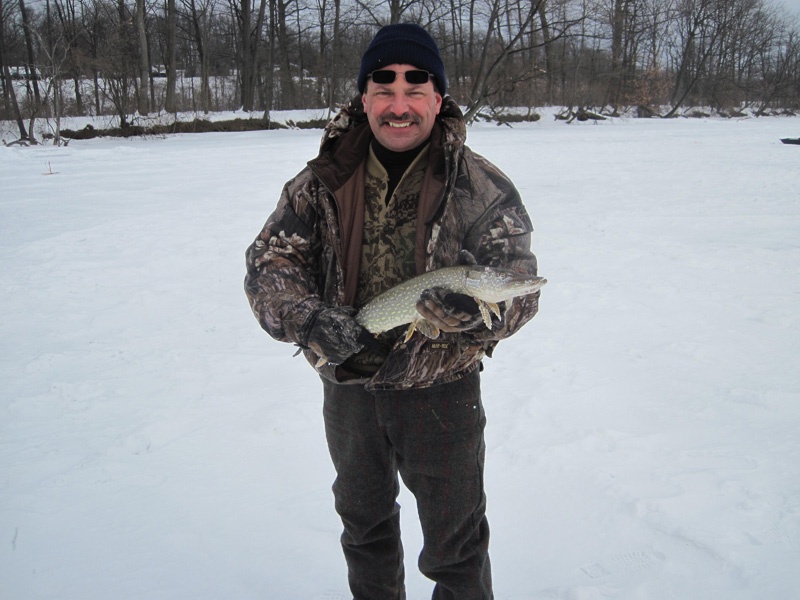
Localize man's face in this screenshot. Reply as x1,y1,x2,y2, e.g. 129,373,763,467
362,64,443,152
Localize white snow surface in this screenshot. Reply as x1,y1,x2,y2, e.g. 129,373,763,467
2,113,799,600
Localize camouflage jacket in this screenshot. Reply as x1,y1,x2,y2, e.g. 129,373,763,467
245,96,539,390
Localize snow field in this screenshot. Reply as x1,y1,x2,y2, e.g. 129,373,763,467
1,115,799,599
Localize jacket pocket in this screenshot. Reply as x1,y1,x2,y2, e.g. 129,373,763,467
369,335,486,390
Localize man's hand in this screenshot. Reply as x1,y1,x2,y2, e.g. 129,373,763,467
416,287,483,333
305,307,366,365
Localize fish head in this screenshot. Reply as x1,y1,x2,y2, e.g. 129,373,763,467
464,266,547,303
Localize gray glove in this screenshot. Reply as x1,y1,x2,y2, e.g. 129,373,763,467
305,306,366,365
417,287,484,332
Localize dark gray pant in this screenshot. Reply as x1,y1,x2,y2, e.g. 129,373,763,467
322,369,493,600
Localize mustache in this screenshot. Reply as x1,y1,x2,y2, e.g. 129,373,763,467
378,113,421,125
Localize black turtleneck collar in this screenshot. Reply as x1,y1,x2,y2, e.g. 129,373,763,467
371,137,429,167
371,137,430,201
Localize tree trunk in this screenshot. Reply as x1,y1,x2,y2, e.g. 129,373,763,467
262,0,276,118
72,76,84,115
136,0,150,115
610,0,625,106
331,0,341,108
241,0,253,110
449,0,462,95
317,0,327,105
93,69,101,115
0,1,29,138
253,0,268,107
276,0,295,108
19,0,43,139
539,0,554,104
19,0,42,106
2,64,30,141
165,0,177,112
188,0,211,112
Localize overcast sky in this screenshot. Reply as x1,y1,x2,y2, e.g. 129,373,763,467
780,0,800,18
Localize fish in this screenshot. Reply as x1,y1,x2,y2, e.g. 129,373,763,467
355,265,547,341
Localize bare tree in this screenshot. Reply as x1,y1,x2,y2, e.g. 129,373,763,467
274,0,296,107
1,0,32,140
181,0,214,111
35,21,76,142
353,0,423,25
4,0,799,118
19,0,42,105
229,0,267,111
164,0,177,111
135,0,149,113
463,0,579,121
664,0,745,115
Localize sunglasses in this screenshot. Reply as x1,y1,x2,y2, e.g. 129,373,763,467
368,69,434,86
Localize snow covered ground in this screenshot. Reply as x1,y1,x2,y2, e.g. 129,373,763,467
2,112,799,600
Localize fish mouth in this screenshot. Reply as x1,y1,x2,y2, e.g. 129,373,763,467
465,269,547,302
510,278,547,294
506,274,547,290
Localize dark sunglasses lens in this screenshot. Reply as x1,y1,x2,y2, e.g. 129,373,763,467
369,70,432,85
370,70,396,84
404,70,431,84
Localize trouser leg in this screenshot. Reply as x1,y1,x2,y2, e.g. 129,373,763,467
322,369,493,600
391,369,493,600
322,379,406,600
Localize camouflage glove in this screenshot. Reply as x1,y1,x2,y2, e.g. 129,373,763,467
305,306,367,365
416,287,484,333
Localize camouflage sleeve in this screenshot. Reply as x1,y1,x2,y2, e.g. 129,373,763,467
463,154,540,343
244,170,326,346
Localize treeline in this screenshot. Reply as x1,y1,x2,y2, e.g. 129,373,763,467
2,0,799,139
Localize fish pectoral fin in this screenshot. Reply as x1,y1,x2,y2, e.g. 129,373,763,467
408,317,440,340
477,300,500,329
403,321,418,342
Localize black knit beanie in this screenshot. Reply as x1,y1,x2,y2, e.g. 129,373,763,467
358,24,447,95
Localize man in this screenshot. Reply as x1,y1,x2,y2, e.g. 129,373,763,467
245,23,540,600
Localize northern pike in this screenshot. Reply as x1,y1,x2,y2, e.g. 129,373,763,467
355,265,547,340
